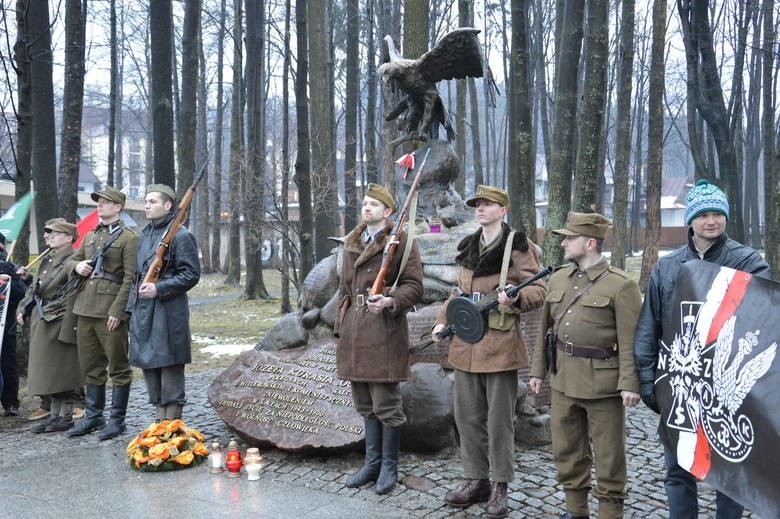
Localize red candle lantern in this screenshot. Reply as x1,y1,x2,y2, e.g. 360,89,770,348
225,438,243,477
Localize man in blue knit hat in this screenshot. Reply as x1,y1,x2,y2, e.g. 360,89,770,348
633,179,772,517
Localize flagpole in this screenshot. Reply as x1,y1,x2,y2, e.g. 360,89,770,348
24,247,52,270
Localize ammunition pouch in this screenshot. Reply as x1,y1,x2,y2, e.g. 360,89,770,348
487,306,515,332
545,327,558,374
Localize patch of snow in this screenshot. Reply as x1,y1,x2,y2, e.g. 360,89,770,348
200,343,256,357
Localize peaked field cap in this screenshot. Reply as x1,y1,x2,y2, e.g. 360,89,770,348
552,212,611,240
466,185,510,207
684,179,729,225
44,219,78,240
90,186,126,205
365,183,396,212
146,183,176,201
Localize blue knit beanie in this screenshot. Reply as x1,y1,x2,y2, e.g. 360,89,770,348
684,179,729,225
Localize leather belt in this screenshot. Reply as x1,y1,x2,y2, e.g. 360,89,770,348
92,271,122,283
556,339,617,359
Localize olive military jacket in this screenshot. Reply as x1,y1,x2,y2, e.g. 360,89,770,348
530,259,641,399
435,223,547,373
67,220,139,321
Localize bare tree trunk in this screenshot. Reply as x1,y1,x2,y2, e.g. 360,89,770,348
280,0,294,313
572,0,608,212
507,0,535,234
211,0,227,272
196,22,212,274
533,0,552,182
295,0,315,280
762,0,778,274
150,0,175,187
11,0,33,264
28,0,58,247
640,0,665,291
177,0,200,199
108,0,117,187
455,0,469,194
225,0,244,285
611,0,635,270
343,0,360,232
309,0,337,262
542,0,584,266
364,0,379,187
58,0,87,223
677,0,743,242
244,0,269,299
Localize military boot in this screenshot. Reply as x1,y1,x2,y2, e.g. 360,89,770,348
485,482,509,518
597,499,624,519
67,384,106,437
345,419,382,488
165,404,183,420
374,424,400,495
98,384,130,441
444,479,492,507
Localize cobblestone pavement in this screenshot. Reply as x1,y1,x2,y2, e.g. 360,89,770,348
0,370,756,518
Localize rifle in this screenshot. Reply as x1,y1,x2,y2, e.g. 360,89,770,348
33,227,126,320
367,148,430,299
142,159,209,284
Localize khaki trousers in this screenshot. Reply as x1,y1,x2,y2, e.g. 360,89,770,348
350,381,406,426
551,389,627,519
454,369,518,482
76,316,132,386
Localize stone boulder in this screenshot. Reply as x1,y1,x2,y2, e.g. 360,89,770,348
257,312,308,351
399,363,456,452
208,341,364,452
299,254,338,311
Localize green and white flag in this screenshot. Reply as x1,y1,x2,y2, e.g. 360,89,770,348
0,191,34,240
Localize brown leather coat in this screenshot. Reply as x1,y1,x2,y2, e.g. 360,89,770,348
335,221,423,382
436,224,547,373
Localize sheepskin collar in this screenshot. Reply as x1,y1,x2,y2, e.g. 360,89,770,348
344,221,393,267
455,223,528,277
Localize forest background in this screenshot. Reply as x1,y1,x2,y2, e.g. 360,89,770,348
0,0,779,314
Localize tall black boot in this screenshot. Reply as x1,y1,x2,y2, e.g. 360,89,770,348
374,424,400,495
98,384,130,441
67,384,106,437
345,418,382,488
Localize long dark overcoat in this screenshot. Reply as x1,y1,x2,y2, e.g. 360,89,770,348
22,247,82,395
126,214,200,369
335,221,423,382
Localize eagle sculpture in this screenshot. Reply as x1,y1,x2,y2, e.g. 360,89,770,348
379,28,497,145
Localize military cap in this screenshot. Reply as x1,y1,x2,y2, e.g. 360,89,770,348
552,212,611,240
45,217,67,227
365,183,396,212
44,219,79,240
90,186,126,206
146,183,177,202
466,185,510,207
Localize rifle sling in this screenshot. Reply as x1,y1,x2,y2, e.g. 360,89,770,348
390,191,419,294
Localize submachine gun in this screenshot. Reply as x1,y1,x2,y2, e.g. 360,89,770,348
434,266,553,344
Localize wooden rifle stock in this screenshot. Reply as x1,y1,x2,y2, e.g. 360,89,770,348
368,148,430,297
142,160,209,284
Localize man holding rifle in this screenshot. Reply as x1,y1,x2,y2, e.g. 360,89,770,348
335,182,423,495
529,212,642,519
67,186,139,440
127,184,200,422
432,185,546,518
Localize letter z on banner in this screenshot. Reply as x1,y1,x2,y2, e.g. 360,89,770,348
654,260,779,517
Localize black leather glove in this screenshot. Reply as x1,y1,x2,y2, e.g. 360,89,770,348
640,381,660,414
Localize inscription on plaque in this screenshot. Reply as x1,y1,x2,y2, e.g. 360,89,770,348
208,341,364,451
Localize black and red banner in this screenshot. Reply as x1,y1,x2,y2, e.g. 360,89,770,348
656,260,779,517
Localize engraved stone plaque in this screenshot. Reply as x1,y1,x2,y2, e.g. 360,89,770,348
208,341,363,452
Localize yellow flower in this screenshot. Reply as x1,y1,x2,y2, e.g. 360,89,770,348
140,436,161,448
173,450,195,465
148,443,171,460
165,419,186,433
193,442,208,456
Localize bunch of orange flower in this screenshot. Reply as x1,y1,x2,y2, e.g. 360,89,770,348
126,419,209,472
